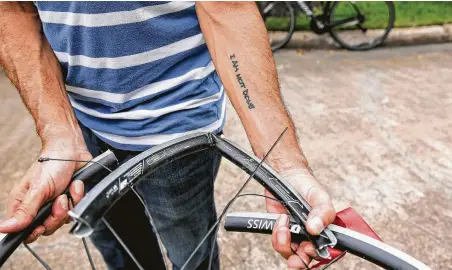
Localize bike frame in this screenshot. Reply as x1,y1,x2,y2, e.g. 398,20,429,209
294,1,363,34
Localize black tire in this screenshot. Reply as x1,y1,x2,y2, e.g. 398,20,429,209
225,212,432,270
328,1,395,51
69,133,430,269
259,1,296,52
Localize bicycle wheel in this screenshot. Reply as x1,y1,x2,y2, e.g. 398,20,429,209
68,132,430,270
225,212,432,270
328,1,395,51
259,1,296,52
1,133,432,269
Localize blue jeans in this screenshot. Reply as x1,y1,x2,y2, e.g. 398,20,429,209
80,124,221,270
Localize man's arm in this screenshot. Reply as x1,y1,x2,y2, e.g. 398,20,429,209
0,3,82,145
196,2,304,171
0,2,89,242
196,2,335,267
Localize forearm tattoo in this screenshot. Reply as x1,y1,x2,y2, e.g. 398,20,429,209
229,54,255,109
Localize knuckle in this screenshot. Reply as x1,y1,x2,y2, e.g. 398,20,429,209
305,185,318,204
43,224,59,236
14,205,32,220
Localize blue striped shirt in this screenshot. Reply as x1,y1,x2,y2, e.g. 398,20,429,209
35,1,225,151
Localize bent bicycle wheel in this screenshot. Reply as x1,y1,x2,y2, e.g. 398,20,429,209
259,1,295,52
67,133,431,270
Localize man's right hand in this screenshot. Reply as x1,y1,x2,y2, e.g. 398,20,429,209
0,141,92,243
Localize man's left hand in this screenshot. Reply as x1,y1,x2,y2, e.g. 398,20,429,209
267,169,336,268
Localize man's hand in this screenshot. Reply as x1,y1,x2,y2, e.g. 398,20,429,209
196,2,335,267
268,169,336,268
0,1,92,243
0,141,92,243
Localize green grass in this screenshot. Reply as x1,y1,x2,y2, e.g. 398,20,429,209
264,2,452,31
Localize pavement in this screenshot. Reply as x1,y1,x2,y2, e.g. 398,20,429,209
1,43,452,269
270,24,452,49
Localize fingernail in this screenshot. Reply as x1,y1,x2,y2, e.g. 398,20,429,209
60,195,69,210
75,181,84,195
309,216,325,234
0,218,18,228
278,214,288,228
35,229,45,237
277,229,288,245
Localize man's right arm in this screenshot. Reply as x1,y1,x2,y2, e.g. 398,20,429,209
0,2,90,242
0,2,83,147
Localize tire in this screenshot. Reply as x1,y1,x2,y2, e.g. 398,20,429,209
260,1,296,52
328,1,395,51
225,212,432,270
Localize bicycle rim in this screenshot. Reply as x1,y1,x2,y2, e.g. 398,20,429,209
261,1,295,52
68,133,340,266
328,1,395,51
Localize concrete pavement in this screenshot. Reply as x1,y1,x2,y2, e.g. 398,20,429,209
1,43,452,269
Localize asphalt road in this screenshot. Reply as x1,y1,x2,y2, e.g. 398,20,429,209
1,43,451,269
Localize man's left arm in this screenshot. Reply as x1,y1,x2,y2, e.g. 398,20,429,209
196,2,335,266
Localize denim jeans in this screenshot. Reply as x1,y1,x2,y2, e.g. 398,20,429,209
80,123,221,270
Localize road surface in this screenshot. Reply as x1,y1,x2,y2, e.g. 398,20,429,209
1,43,451,269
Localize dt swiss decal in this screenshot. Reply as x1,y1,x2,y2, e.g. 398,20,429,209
118,161,144,192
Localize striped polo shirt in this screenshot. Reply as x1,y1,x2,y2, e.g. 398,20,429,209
35,2,225,151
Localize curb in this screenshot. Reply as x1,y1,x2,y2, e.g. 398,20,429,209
272,24,452,49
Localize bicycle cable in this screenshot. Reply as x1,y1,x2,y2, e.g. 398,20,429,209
181,128,288,270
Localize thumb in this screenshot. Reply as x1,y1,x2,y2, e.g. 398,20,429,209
305,186,336,235
280,169,336,235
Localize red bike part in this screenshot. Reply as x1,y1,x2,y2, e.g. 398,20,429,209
312,207,382,268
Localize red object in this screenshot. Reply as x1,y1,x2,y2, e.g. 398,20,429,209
311,207,382,269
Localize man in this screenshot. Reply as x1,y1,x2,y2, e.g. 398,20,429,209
0,2,335,269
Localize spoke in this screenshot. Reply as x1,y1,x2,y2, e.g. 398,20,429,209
23,243,52,270
291,246,311,270
102,218,145,270
131,187,169,270
180,128,288,270
68,196,97,270
82,238,97,270
207,224,220,270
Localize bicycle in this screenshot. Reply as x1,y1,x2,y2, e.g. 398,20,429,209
0,131,432,269
259,1,395,51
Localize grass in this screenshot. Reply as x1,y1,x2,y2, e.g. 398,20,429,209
264,2,452,31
